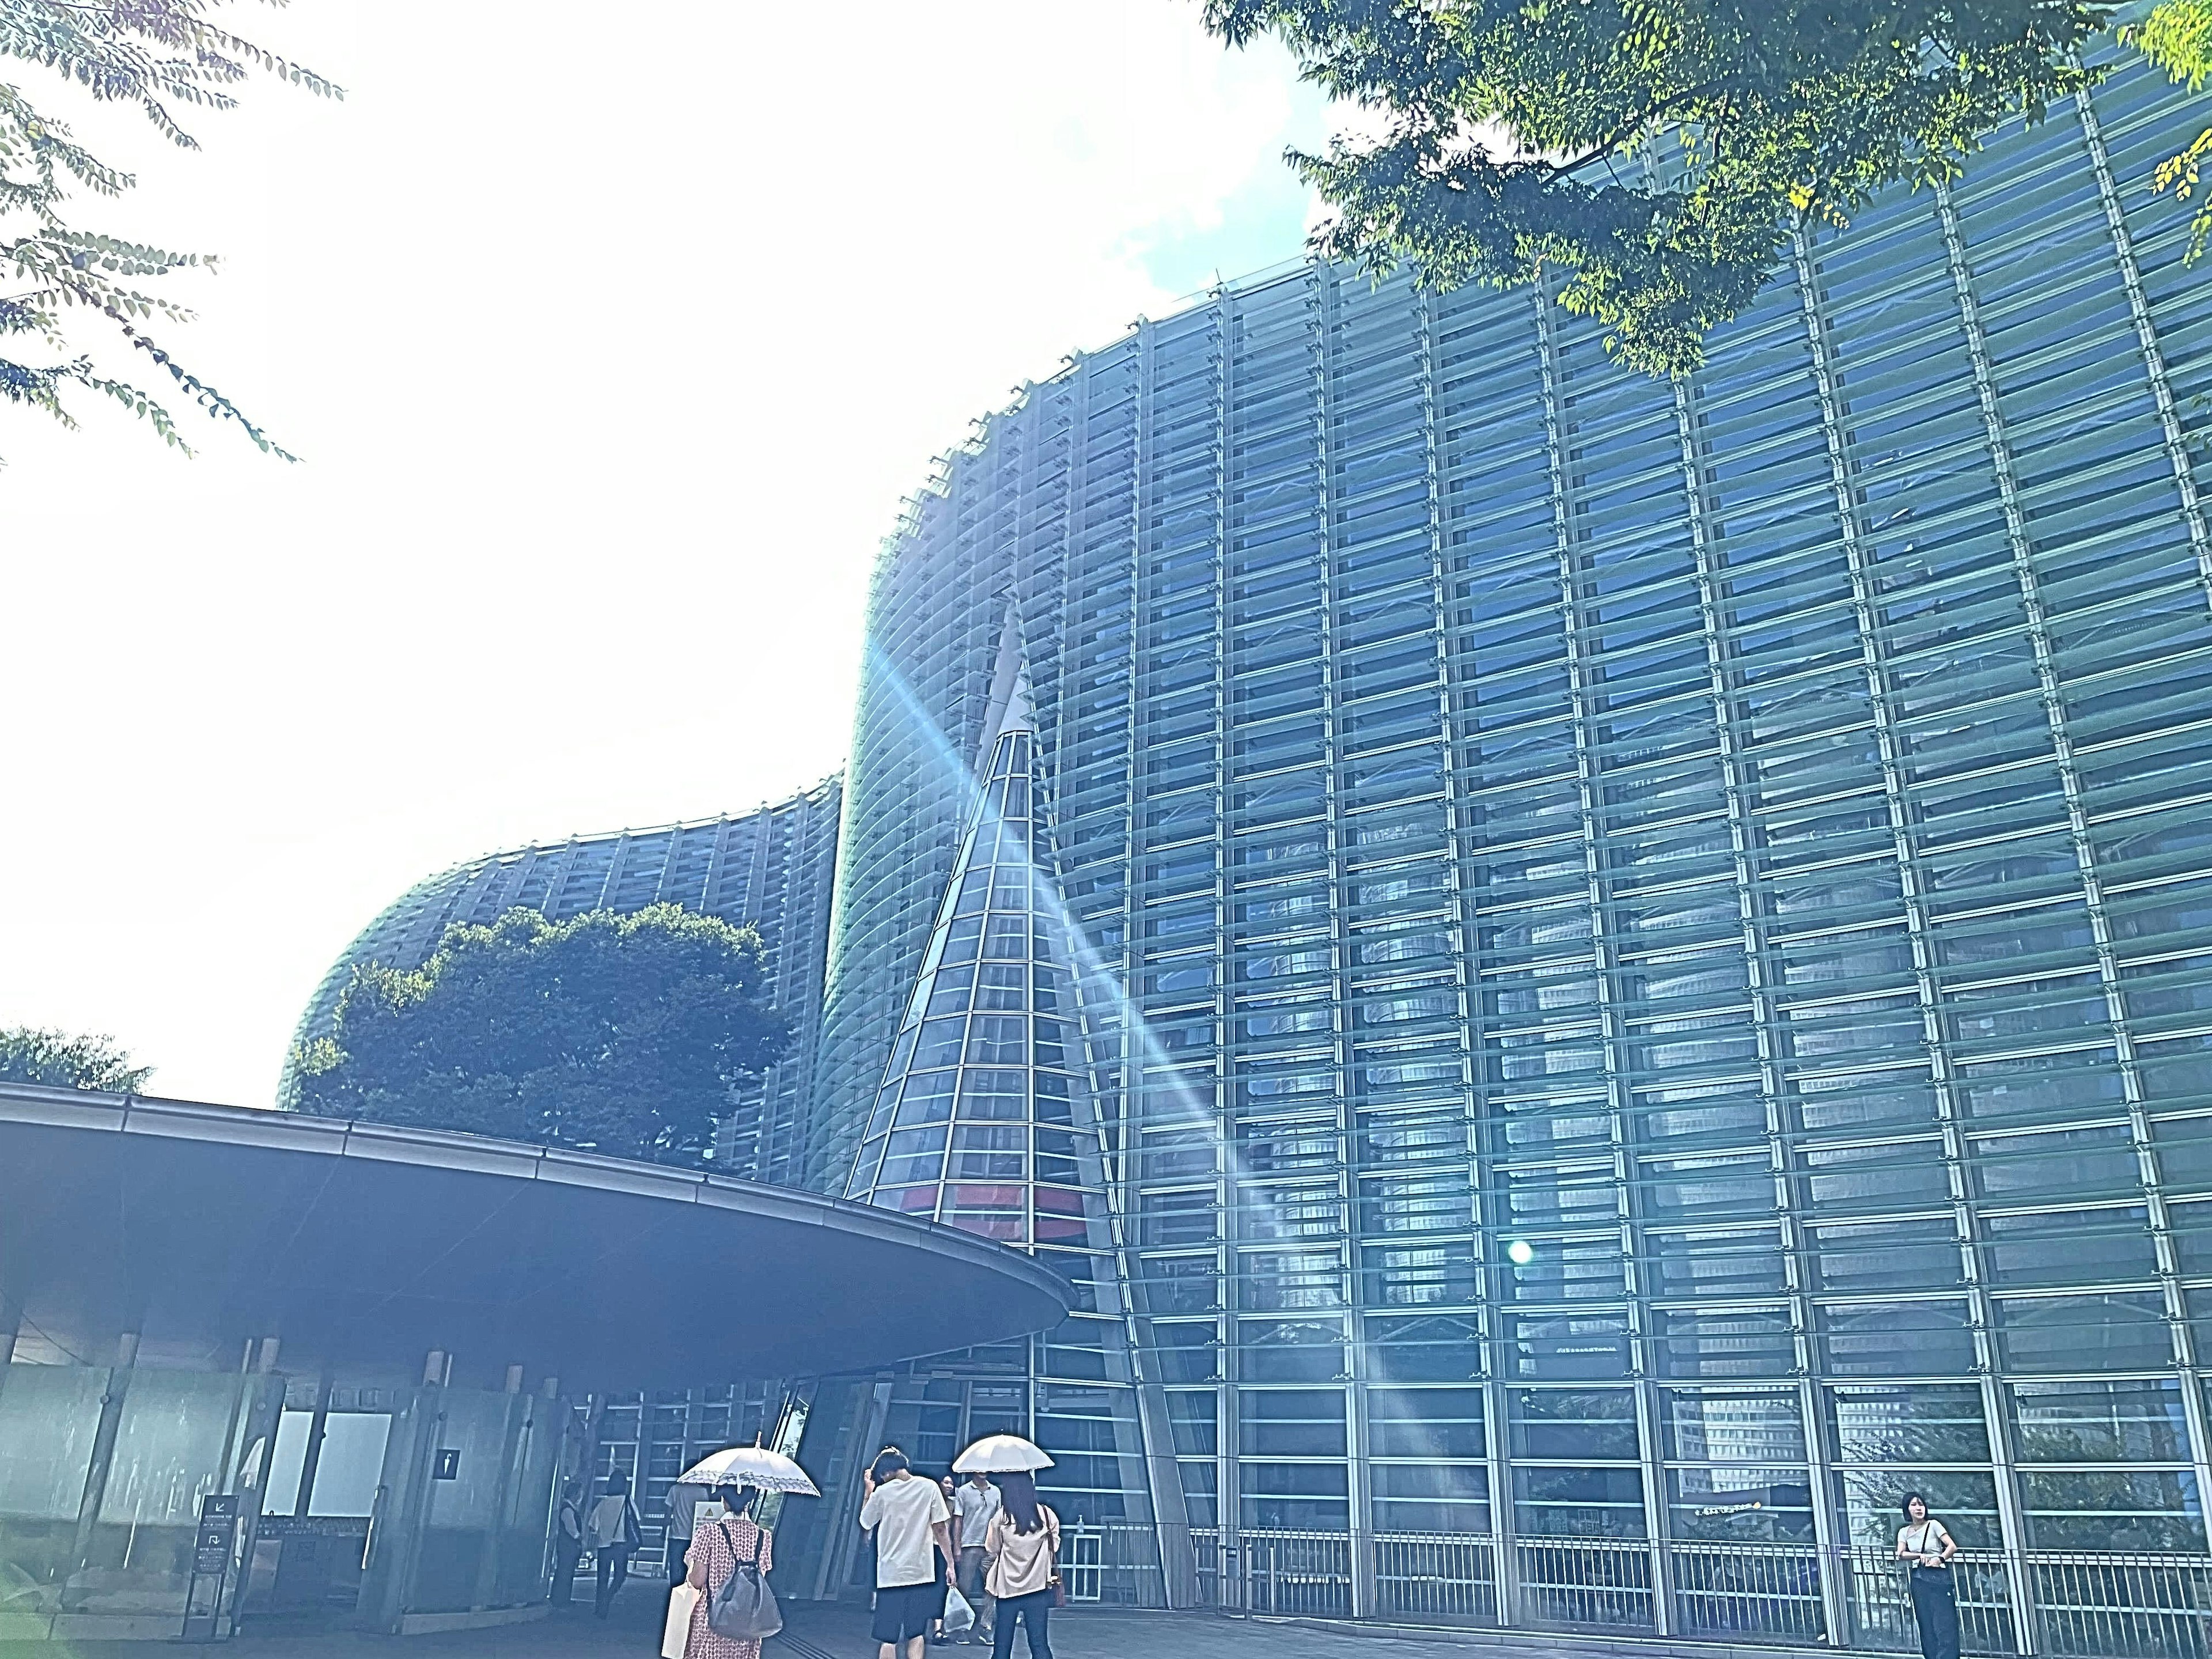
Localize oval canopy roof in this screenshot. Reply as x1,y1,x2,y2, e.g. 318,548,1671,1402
0,1085,1070,1387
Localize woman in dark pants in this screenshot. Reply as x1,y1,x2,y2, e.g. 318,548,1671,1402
983,1471,1059,1659
1895,1491,1961,1659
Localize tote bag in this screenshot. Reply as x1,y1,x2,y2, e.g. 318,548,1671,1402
661,1585,700,1659
707,1520,782,1641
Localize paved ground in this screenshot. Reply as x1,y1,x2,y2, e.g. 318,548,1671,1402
0,1585,1849,1659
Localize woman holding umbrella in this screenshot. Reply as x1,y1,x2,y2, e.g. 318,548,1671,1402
953,1437,1059,1659
681,1484,774,1659
671,1443,817,1659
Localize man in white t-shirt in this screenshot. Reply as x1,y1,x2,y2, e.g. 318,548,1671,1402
951,1471,1002,1643
859,1448,956,1659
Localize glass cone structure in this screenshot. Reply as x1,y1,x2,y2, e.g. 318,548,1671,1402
842,649,1103,1251
838,631,1185,1584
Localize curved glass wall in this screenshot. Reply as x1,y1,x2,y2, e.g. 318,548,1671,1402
284,778,842,1183
815,58,2212,1646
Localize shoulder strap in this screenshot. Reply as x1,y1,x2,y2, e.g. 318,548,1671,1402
720,1514,763,1570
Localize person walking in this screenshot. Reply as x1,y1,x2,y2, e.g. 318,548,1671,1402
551,1482,585,1606
859,1447,957,1659
668,1483,703,1588
1896,1492,1961,1659
983,1471,1059,1659
681,1484,775,1659
952,1471,1002,1645
586,1474,642,1619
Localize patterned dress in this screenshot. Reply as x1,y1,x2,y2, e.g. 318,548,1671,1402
683,1516,774,1659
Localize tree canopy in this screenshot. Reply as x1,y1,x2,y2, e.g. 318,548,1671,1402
1200,0,2195,375
2,0,338,460
0,1025,153,1091
290,904,786,1168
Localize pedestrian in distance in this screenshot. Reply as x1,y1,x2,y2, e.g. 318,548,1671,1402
668,1482,703,1588
933,1475,960,1645
551,1480,585,1606
681,1484,776,1659
953,1469,1002,1645
586,1473,643,1619
859,1446,957,1659
983,1471,1059,1659
1896,1491,1961,1659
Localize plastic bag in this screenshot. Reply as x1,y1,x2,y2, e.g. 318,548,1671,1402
662,1584,701,1659
942,1585,976,1635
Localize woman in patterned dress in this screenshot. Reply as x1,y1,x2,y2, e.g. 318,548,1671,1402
683,1484,775,1659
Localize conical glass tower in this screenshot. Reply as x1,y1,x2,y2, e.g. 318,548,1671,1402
842,645,1105,1252
838,628,1187,1588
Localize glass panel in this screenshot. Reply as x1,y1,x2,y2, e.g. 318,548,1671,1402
1828,1384,1991,1463
2011,1379,2191,1463
2019,1469,2206,1552
0,1366,111,1601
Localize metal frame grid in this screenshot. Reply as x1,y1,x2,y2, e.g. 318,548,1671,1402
815,59,2212,1648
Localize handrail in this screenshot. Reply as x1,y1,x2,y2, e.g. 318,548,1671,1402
1055,1523,2212,1654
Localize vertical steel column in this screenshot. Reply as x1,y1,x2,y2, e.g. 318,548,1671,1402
0,1293,20,1401
228,1340,286,1633
1932,175,2067,1656
1308,270,1364,1620
1415,282,1509,1630
1305,266,1375,1623
361,1350,451,1635
294,1368,335,1518
1668,359,1835,1646
469,1368,529,1611
1205,287,1238,1613
2073,77,2212,1527
2074,85,2212,592
808,1374,895,1603
1531,286,1671,1635
1789,225,1975,1648
1116,304,1223,1609
61,1330,138,1612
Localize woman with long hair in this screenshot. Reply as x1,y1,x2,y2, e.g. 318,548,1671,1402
983,1471,1059,1659
1895,1491,1960,1659
683,1484,775,1659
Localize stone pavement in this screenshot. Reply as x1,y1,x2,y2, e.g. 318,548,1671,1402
0,1585,1861,1659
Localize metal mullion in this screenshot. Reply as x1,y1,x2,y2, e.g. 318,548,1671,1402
1116,330,1150,1233
1118,313,1220,1604
2072,84,2212,600
1533,285,1662,1630
2064,79,2212,1528
1791,225,2003,1648
1668,369,1835,1638
1933,176,2126,1652
1310,267,1372,1620
1207,286,1248,1583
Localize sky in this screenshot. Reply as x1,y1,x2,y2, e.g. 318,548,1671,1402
2,0,1336,1108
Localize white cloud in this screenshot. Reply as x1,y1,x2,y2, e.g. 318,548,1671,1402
0,0,1324,1106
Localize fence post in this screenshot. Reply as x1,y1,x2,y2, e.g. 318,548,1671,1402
1350,1526,1375,1622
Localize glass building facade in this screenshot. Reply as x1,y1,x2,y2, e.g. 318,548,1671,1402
809,59,2212,1647
285,776,842,1181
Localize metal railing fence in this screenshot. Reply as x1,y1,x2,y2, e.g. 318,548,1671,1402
1060,1525,2212,1656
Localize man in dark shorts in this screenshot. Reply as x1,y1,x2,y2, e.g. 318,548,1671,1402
859,1448,956,1659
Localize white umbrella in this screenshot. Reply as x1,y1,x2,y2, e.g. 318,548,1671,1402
676,1444,820,1497
953,1434,1053,1474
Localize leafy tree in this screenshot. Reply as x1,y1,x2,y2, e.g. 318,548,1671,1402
1202,0,2165,375
0,1025,153,1091
2128,0,2212,255
291,904,787,1168
2,0,339,460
